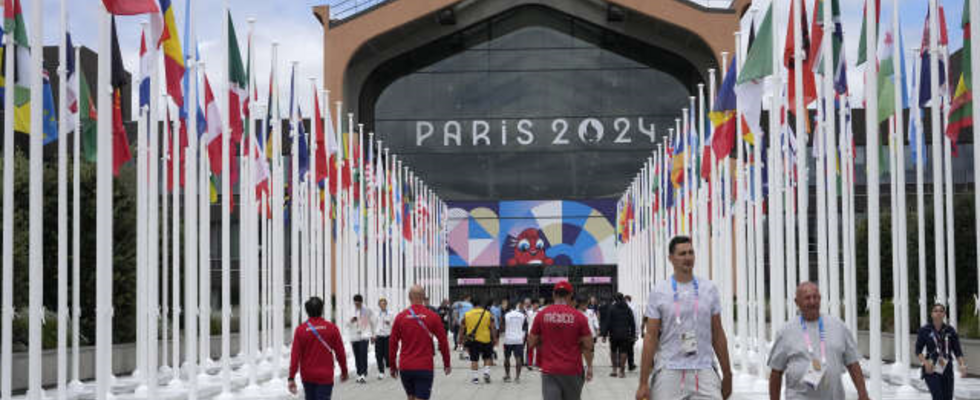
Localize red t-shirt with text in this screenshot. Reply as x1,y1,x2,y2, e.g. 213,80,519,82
530,305,591,376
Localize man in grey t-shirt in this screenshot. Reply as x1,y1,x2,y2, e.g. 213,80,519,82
635,236,732,400
768,282,870,400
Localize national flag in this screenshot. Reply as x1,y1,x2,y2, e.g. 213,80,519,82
79,61,98,163
5,0,30,135
139,29,151,110
784,0,817,114
297,107,310,181
314,86,328,185
204,75,223,175
42,71,57,145
671,129,685,188
65,32,77,133
946,0,971,156
101,0,164,45
877,21,897,124
857,0,881,66
710,56,738,160
736,4,772,142
158,0,184,108
0,24,6,104
920,6,949,107
111,18,133,176
228,12,246,146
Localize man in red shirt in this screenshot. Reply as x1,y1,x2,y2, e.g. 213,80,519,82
288,297,349,400
528,281,594,400
389,285,452,400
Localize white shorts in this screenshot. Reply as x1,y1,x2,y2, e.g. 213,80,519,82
651,369,722,400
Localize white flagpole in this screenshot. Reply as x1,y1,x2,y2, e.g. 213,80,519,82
1,4,15,400
57,0,69,396
185,5,200,395
95,6,113,400
823,0,840,322
928,0,948,310
28,0,44,397
815,82,829,313
198,61,212,371
890,4,911,381
323,90,333,320
290,62,300,335
972,0,980,335
171,99,183,387
70,43,82,389
134,21,148,393
911,46,928,328
270,41,285,383
866,0,882,395
219,0,233,393
367,132,376,303
941,44,957,327
769,74,786,333
791,0,809,283
149,43,162,400
162,98,170,373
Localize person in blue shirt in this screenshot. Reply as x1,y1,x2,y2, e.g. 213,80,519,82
916,303,967,400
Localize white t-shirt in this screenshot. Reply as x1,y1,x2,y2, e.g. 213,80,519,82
767,315,861,400
644,276,722,371
503,310,527,345
374,308,394,337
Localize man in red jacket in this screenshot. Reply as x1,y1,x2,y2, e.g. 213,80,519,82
389,285,452,400
289,297,349,400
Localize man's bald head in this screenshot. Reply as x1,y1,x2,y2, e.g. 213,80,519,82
409,285,426,304
795,281,821,321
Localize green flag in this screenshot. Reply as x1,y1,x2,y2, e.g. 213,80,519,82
736,3,773,85
79,63,97,163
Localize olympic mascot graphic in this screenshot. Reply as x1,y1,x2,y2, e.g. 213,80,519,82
506,228,554,266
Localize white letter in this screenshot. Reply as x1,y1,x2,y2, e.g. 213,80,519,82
472,120,491,146
501,120,508,146
517,119,534,145
444,121,462,146
416,121,434,146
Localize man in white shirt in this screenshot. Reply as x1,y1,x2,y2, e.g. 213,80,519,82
502,303,528,383
525,299,541,370
635,236,733,400
346,294,377,383
374,297,395,380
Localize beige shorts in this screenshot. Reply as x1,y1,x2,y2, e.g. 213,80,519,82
651,369,722,400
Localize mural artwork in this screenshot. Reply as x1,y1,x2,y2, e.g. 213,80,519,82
447,200,617,267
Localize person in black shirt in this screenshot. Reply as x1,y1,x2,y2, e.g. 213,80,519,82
915,303,967,400
599,293,636,378
438,299,452,333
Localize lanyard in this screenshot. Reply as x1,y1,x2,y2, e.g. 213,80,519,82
306,321,336,357
671,276,699,325
800,316,826,364
408,307,434,339
931,328,950,359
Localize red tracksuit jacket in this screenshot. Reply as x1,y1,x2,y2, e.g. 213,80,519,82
289,317,348,384
389,304,451,372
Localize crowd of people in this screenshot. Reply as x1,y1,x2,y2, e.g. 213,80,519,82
287,235,969,400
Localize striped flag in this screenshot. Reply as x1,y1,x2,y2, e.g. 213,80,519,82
158,0,184,107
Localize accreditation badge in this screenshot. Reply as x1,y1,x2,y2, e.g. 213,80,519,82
681,331,698,356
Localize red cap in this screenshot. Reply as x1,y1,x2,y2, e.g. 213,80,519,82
554,280,573,294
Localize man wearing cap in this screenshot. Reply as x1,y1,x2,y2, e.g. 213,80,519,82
768,282,870,400
528,281,594,400
374,297,395,380
389,285,452,400
636,236,733,400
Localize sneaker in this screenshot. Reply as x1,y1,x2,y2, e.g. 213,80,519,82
483,373,491,384
618,370,626,378
356,375,366,383
503,376,511,383
609,371,618,377
471,377,480,385
628,365,637,372
378,373,385,380
514,377,520,383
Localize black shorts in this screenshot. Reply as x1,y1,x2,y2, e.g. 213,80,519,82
467,341,494,361
399,370,434,400
504,344,525,362
610,338,632,355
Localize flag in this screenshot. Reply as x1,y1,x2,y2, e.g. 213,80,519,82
736,4,772,142
877,21,897,124
42,71,56,145
102,0,160,15
139,29,151,110
5,0,30,135
65,32,77,133
829,0,848,95
204,75,223,175
111,18,133,176
158,0,184,108
857,0,881,66
946,0,971,156
297,107,310,181
711,56,738,159
784,0,817,114
79,61,97,163
671,130,685,188
314,86,328,185
227,12,246,185
920,6,949,107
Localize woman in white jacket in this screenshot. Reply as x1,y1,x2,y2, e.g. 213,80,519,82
373,297,394,380
346,294,376,383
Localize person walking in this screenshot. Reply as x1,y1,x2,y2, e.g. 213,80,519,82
601,293,636,378
459,297,497,384
502,302,528,383
528,281,594,400
452,295,474,356
288,297,349,400
374,297,394,380
576,295,599,342
438,299,452,334
625,294,640,371
526,299,541,371
635,236,733,400
916,303,968,400
768,282,870,400
389,285,452,400
346,294,376,383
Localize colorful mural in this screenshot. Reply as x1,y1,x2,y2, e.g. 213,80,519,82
447,200,617,267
